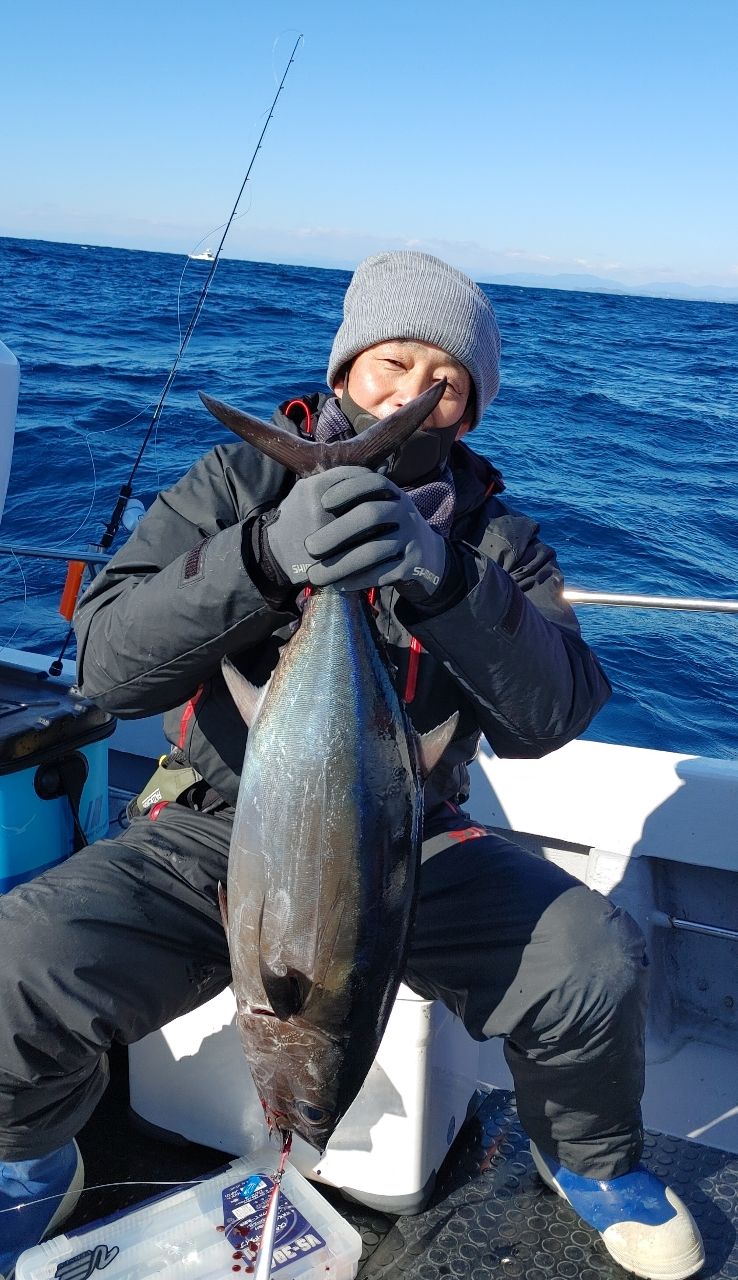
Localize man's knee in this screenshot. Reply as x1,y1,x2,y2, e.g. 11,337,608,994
512,884,650,1055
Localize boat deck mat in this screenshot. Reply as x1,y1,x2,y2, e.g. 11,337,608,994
68,1045,738,1278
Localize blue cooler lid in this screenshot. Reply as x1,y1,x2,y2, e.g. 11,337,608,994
0,664,115,775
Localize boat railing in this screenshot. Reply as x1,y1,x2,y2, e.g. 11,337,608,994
0,543,109,565
564,588,738,614
1,543,738,613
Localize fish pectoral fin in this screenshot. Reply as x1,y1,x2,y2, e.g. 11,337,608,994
416,710,459,778
218,882,229,938
221,656,271,728
259,953,312,1021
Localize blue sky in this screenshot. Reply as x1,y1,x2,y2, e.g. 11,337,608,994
2,1,736,290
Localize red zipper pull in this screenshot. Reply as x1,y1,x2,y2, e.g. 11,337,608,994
404,636,423,703
283,398,314,436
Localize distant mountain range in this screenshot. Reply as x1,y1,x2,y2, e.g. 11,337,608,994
482,272,738,304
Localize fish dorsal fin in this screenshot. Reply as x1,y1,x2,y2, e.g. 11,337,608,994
198,381,446,477
415,711,459,779
221,656,271,729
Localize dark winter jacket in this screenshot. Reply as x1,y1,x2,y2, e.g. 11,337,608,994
74,397,611,810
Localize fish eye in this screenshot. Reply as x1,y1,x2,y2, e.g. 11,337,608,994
297,1101,331,1125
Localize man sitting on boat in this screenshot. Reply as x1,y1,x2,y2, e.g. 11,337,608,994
0,250,704,1279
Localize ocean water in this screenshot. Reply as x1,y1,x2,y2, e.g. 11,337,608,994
0,236,736,759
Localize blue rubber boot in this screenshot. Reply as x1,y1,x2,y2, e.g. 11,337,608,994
530,1142,704,1279
0,1141,84,1280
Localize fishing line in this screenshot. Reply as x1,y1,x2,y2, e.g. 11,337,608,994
271,29,303,88
56,31,302,559
176,194,254,349
73,399,160,442
0,1178,214,1217
162,193,252,490
55,427,98,550
0,421,95,654
0,551,28,660
176,241,218,351
59,402,186,557
0,1138,294,1217
61,397,162,551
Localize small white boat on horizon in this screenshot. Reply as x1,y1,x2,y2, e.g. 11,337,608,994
188,248,215,262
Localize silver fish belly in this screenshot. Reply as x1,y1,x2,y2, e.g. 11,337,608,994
224,587,422,1152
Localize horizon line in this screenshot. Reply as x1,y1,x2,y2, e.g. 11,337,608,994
1,233,736,307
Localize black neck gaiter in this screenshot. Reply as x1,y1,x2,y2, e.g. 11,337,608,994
313,392,458,537
340,385,461,488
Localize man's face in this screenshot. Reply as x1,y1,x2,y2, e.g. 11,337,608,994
333,339,472,437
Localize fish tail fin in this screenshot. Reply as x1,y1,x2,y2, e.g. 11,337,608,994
199,381,446,476
200,394,325,474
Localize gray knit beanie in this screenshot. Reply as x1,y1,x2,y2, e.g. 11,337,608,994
327,251,501,427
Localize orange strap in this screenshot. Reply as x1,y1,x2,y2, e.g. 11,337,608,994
59,561,86,622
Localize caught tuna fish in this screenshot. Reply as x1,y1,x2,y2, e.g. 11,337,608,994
200,384,457,1154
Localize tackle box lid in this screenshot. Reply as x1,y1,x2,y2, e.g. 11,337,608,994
16,1145,363,1280
0,664,115,773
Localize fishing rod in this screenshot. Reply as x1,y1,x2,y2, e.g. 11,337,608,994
49,35,303,673
98,32,304,557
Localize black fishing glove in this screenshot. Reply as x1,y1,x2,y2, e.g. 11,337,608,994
259,467,362,588
259,466,447,600
304,468,447,600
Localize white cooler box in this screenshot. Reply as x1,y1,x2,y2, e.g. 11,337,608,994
128,984,480,1214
